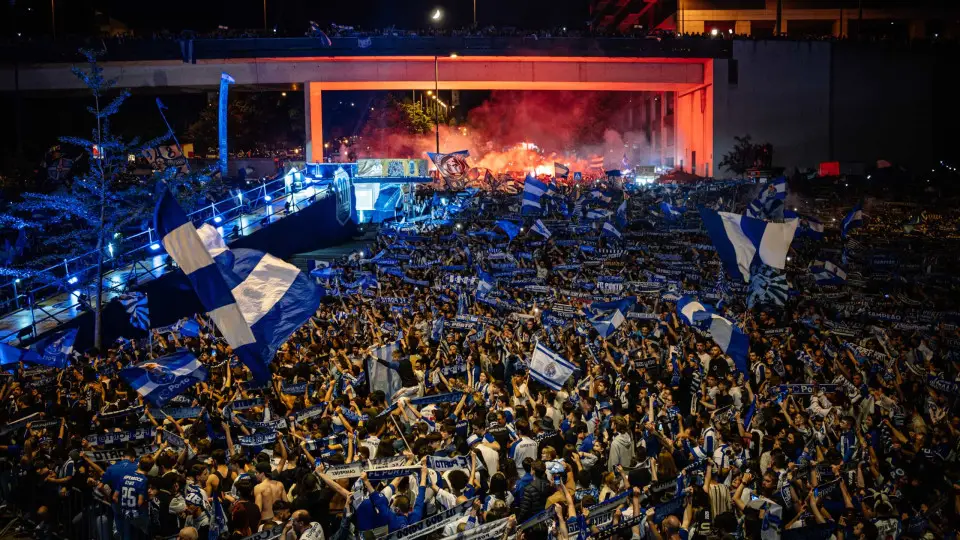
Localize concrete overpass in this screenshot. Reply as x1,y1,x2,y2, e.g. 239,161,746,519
3,36,941,177
0,37,722,169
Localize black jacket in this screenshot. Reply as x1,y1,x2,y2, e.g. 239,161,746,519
517,477,555,522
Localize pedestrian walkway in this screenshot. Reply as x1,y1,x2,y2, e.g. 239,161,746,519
0,184,330,344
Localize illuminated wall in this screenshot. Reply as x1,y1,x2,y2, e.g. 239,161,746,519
675,60,714,177
300,56,709,163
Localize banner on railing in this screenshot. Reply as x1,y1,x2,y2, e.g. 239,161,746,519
357,159,428,178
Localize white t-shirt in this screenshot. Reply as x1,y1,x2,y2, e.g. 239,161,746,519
475,444,499,473
300,523,325,540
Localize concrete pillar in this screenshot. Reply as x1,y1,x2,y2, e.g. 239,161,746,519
909,20,926,40
305,82,323,163
649,96,656,156
735,20,751,36
659,91,667,168
833,15,849,38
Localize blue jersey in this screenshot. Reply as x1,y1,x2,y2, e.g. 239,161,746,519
101,460,138,492
118,472,148,516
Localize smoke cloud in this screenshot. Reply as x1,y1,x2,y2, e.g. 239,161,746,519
354,91,660,175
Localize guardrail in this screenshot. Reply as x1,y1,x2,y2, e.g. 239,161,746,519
0,169,331,343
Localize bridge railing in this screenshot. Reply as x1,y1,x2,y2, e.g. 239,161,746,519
0,35,733,63
0,170,331,343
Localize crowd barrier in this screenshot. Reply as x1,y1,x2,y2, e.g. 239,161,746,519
0,474,142,540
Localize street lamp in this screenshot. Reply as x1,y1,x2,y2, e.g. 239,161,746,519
434,54,440,153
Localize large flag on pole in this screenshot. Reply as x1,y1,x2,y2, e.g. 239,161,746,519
522,174,548,214
796,215,824,240
810,260,847,284
154,190,322,382
428,150,471,184
31,328,78,369
527,342,576,391
841,202,864,239
495,220,521,240
119,292,150,331
699,207,798,283
0,343,41,367
554,163,570,179
676,296,750,377
584,297,636,338
120,351,208,407
531,219,552,239
745,177,787,220
367,341,402,399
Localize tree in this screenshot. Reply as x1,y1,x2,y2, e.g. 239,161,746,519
719,135,773,176
399,100,441,134
0,50,210,347
185,93,304,155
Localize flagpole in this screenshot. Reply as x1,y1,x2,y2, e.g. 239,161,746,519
391,415,414,454
434,55,440,155
155,98,191,173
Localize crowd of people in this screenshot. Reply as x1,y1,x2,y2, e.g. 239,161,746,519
0,176,958,540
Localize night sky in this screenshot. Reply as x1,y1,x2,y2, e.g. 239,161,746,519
5,0,592,37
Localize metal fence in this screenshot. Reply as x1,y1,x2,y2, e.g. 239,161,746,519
0,170,331,344
0,484,153,540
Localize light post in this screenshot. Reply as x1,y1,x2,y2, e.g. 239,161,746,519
430,8,443,154
434,55,440,153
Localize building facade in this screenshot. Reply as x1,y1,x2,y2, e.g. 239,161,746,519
592,0,954,40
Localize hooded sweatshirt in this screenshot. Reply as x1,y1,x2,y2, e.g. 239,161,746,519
607,431,635,472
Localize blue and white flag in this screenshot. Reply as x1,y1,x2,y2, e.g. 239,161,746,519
615,200,628,229
588,190,612,204
601,222,623,241
154,190,323,383
659,201,686,220
367,341,402,400
495,220,521,240
797,215,824,240
210,496,228,540
810,260,847,285
119,351,208,408
554,163,570,179
586,209,613,221
699,207,798,283
119,292,150,331
676,296,750,377
747,266,789,308
31,328,78,369
0,343,41,367
522,175,547,214
841,203,864,239
531,219,552,239
527,342,576,391
477,268,495,297
746,178,787,220
584,297,636,338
